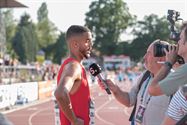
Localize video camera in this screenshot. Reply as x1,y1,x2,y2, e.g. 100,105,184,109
153,10,184,64
167,9,182,42
153,40,168,57
154,10,182,57
153,40,184,64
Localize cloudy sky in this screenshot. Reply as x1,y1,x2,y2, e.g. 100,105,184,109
13,0,187,32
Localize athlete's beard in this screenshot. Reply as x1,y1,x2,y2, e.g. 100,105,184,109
79,49,90,59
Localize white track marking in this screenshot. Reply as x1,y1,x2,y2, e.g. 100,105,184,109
95,96,116,125
3,99,51,114
123,107,130,116
28,108,48,125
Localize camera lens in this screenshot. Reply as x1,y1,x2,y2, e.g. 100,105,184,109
154,43,168,57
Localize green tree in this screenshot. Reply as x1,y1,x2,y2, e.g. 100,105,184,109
36,2,58,59
52,32,67,64
37,2,48,22
127,14,170,61
12,13,38,64
85,0,134,55
3,9,16,55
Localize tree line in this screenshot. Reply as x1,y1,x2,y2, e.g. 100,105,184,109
2,0,172,64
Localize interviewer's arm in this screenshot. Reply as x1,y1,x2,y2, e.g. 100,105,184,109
105,80,131,107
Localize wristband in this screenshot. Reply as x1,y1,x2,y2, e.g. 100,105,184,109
164,61,172,69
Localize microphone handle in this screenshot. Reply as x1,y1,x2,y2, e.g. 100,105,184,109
105,88,112,95
97,75,111,95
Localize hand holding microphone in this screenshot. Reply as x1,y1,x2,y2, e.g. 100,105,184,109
89,63,111,94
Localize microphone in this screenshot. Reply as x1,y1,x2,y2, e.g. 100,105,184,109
89,63,111,94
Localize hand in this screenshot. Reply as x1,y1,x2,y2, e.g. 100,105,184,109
72,118,84,125
164,44,178,65
98,79,118,93
97,79,105,90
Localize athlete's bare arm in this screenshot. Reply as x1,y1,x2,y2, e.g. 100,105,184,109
54,61,83,125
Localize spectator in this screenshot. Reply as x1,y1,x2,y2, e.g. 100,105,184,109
148,21,187,125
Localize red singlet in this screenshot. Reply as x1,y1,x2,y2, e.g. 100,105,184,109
57,58,90,125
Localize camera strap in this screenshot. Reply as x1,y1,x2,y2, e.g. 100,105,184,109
129,70,151,122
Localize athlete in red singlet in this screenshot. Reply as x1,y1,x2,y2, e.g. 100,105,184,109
55,25,93,125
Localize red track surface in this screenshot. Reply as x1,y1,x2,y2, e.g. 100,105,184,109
5,82,132,125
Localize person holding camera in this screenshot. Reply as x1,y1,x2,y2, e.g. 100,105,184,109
98,40,171,125
148,22,187,125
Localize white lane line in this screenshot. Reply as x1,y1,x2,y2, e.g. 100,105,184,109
123,107,130,116
27,108,38,111
95,96,115,125
28,108,48,125
3,98,51,114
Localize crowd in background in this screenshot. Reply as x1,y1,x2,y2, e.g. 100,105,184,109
0,56,59,84
0,54,143,86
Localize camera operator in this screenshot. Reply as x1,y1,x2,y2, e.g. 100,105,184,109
148,21,187,124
